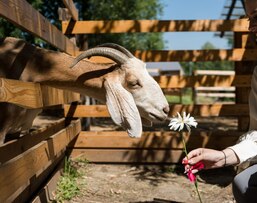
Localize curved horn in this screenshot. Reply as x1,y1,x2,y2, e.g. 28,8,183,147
97,43,134,58
70,47,129,68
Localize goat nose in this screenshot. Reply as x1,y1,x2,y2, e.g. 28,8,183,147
163,105,170,115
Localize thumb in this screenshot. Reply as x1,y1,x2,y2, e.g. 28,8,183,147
188,155,203,165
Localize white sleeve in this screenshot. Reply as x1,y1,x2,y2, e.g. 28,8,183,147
230,66,257,165
228,132,257,164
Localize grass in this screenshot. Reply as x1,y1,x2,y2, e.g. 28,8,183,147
166,88,193,104
54,157,81,202
166,88,235,104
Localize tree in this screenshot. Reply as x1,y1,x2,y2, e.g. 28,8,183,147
0,0,164,51
75,0,164,50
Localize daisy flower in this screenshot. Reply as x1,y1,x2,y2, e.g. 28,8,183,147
168,112,197,132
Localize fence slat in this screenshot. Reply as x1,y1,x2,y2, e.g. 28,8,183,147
69,148,184,163
64,104,249,118
133,49,257,62
0,78,80,108
0,78,43,108
62,0,78,21
72,130,241,149
62,19,249,34
68,130,241,163
0,0,78,55
85,48,257,63
0,119,80,203
155,75,251,88
0,118,66,164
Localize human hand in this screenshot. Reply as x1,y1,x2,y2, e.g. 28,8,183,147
182,148,225,173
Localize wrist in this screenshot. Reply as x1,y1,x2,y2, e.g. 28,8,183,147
222,148,240,166
221,150,226,167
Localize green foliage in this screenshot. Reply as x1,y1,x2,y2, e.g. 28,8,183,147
55,157,80,202
0,0,164,51
75,0,164,49
0,0,64,48
166,88,193,104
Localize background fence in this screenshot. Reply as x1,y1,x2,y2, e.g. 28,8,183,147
0,0,256,202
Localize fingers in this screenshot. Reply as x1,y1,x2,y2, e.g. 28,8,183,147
182,148,204,165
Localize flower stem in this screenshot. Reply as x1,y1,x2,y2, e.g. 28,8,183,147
194,179,203,203
181,132,188,158
182,131,203,203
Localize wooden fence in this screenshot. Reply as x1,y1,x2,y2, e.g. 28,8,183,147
0,0,256,202
62,14,255,164
0,0,81,202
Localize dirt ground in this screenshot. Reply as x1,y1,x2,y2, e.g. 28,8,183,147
65,117,238,203
68,163,236,203
33,114,239,203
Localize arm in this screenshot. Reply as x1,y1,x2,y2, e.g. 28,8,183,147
229,66,257,165
183,148,239,171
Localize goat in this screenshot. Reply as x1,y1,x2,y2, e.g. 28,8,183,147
0,37,169,144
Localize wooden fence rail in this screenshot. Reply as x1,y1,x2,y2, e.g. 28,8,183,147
0,78,80,108
0,119,81,202
64,103,249,118
0,0,256,201
62,19,249,34
68,129,242,163
0,0,78,55
0,0,82,201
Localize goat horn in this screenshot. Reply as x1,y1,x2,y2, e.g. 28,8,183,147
97,43,134,58
70,47,129,68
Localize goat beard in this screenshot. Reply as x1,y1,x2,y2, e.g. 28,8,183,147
141,117,152,127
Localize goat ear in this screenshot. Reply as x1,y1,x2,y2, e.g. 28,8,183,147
104,77,142,138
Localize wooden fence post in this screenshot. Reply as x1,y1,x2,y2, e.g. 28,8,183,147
234,32,257,131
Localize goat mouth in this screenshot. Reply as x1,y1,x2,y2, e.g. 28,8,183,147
149,112,166,122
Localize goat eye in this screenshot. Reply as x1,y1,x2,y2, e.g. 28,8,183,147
128,80,141,88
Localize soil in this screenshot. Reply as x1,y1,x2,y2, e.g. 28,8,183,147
32,113,239,203
69,163,236,203
65,117,238,203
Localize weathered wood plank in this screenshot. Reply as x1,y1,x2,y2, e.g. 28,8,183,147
13,153,64,203
62,0,78,21
69,129,241,163
168,104,249,117
133,49,257,62
69,148,184,163
0,78,80,108
31,162,63,203
0,119,80,202
155,75,251,88
63,104,249,118
64,104,109,117
84,48,257,63
0,77,43,108
71,130,241,150
62,19,249,34
41,85,80,107
0,118,66,164
0,0,78,55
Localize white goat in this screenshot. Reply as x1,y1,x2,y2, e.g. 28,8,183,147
0,37,169,144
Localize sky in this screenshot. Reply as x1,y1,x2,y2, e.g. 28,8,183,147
159,0,232,50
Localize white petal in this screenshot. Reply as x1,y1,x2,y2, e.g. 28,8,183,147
177,112,182,120
183,112,186,119
185,124,191,132
178,123,184,131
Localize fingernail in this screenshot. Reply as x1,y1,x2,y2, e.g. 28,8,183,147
182,159,188,164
